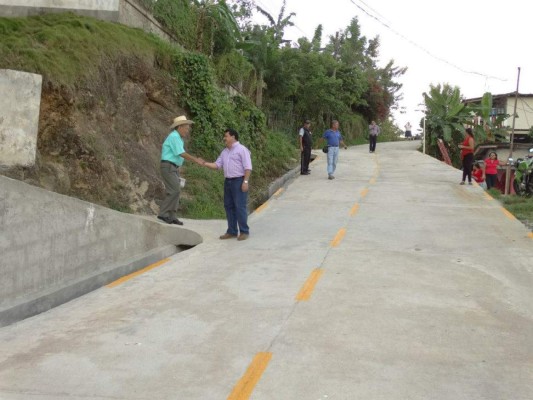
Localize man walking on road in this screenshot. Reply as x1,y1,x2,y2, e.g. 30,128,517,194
158,115,204,225
202,129,252,241
368,120,380,153
322,120,348,180
299,119,312,175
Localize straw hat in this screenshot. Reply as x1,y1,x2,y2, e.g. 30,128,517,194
170,115,194,129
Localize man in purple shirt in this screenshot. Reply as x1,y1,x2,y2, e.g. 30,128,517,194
203,129,252,241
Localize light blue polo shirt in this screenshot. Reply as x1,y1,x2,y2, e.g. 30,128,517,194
161,130,185,166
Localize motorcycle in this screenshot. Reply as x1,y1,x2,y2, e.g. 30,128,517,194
511,147,533,195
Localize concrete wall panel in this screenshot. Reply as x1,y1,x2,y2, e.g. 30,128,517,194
0,69,42,168
0,175,202,326
1,0,119,11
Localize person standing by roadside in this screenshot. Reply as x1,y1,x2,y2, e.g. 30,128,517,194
299,119,312,175
484,151,506,189
158,115,204,225
322,120,348,180
202,129,252,241
368,120,380,153
404,122,412,140
458,127,475,185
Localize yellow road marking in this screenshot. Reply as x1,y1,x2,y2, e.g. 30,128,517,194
274,188,284,196
331,228,346,247
254,202,269,214
361,188,369,198
296,268,324,301
350,203,359,216
483,192,493,201
501,208,516,220
106,258,170,288
528,232,533,240
227,352,272,400
369,177,376,185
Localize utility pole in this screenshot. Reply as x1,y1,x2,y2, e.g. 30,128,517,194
504,67,521,195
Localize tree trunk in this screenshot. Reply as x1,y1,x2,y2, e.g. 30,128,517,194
255,69,264,107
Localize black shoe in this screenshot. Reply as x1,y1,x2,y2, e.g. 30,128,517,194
157,215,173,224
300,172,310,175
171,218,184,225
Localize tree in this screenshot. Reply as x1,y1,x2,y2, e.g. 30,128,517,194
193,0,241,57
423,83,473,163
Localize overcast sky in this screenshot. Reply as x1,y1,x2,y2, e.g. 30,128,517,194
253,0,531,132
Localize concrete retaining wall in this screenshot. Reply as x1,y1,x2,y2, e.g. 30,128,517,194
0,175,202,326
0,69,42,168
0,0,119,20
118,0,175,43
0,0,175,43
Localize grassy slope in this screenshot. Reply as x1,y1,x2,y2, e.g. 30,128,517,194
0,13,299,219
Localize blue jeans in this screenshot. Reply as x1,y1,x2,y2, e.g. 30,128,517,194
224,177,249,235
327,146,339,175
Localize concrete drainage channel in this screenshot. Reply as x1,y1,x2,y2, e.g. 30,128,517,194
0,176,202,327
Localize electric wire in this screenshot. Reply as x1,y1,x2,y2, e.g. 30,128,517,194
346,0,507,82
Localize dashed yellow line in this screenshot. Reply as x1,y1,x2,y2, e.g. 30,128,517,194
369,177,376,185
350,203,359,216
361,188,369,198
501,208,516,220
528,232,533,240
227,352,272,400
331,228,346,247
296,268,324,301
254,202,269,214
106,258,170,288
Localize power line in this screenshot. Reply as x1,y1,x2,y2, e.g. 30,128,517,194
346,0,507,82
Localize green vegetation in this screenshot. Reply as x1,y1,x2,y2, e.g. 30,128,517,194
0,13,163,87
488,189,533,226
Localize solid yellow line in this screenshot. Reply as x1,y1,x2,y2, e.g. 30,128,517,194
227,352,272,400
274,188,284,196
106,258,170,288
255,202,269,214
501,208,516,220
483,192,493,201
296,268,324,301
528,232,533,240
331,228,346,247
350,203,359,216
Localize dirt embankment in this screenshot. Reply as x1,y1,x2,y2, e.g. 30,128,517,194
4,56,184,214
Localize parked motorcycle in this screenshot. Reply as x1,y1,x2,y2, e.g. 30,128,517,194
512,147,533,195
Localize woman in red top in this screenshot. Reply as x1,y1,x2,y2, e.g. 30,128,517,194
484,151,506,189
458,128,475,185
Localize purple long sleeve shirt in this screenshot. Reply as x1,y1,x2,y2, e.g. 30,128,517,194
215,141,252,178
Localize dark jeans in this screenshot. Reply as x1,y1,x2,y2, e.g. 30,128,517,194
486,173,498,189
462,153,474,183
224,177,249,235
301,146,311,173
369,135,377,152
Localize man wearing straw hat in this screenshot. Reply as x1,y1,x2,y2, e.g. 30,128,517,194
158,115,204,225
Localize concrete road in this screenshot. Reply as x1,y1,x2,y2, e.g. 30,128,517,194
1,141,532,400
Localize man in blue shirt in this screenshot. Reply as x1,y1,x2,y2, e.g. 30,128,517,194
322,120,348,180
158,115,203,225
